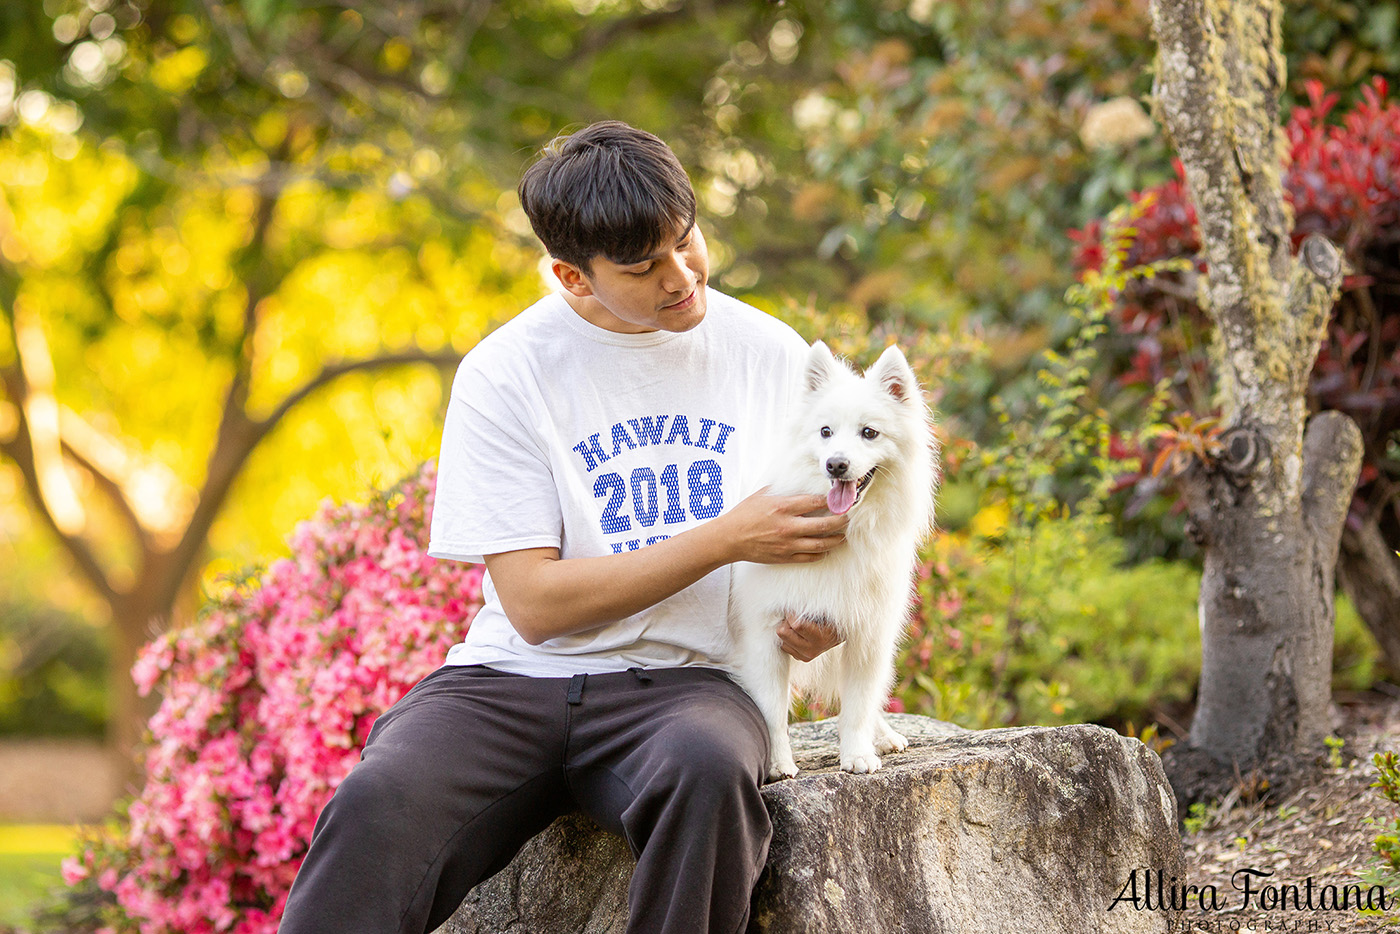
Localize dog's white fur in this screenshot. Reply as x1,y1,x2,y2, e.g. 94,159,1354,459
729,341,938,779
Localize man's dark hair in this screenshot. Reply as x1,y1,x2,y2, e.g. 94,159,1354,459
518,121,697,275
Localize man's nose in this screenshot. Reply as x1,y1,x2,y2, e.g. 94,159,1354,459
659,253,695,292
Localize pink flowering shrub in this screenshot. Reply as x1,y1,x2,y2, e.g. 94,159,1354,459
63,461,483,934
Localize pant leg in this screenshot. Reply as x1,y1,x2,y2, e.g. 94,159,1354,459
278,665,573,934
564,668,772,934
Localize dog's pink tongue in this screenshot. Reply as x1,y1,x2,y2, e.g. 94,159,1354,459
828,479,857,515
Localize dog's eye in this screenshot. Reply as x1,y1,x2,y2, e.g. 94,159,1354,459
820,426,833,438
861,427,879,440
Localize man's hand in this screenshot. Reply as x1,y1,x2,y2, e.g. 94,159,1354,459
777,613,843,662
717,489,848,565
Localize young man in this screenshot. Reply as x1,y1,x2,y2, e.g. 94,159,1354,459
278,121,845,934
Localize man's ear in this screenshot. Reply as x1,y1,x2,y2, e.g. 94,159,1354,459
552,259,595,298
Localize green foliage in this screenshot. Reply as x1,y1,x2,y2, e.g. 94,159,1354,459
891,205,1200,731
0,850,64,929
1362,751,1400,906
0,601,107,737
1335,592,1383,692
0,71,543,594
979,201,1181,524
882,577,1373,734
896,509,1201,729
1183,801,1212,835
1285,0,1400,98
787,0,1171,333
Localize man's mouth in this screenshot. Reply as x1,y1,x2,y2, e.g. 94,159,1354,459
827,468,876,515
663,289,696,311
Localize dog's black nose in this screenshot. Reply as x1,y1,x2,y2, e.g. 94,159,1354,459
826,456,849,477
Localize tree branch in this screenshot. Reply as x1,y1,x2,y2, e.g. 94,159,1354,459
8,301,85,536
1337,517,1400,671
214,156,285,459
250,349,464,441
568,6,698,61
1300,409,1363,551
55,404,200,553
0,376,119,607
1,207,112,603
154,347,463,616
1284,233,1343,392
1150,0,1292,418
1217,0,1290,283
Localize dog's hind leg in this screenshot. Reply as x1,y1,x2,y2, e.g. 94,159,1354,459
874,715,908,756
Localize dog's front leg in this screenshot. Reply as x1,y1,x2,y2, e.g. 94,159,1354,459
735,609,799,780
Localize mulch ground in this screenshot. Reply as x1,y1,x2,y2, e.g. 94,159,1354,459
1171,689,1400,932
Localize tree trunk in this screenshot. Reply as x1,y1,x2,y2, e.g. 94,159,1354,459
1337,519,1400,674
106,553,200,785
107,600,155,786
1149,0,1365,795
1185,412,1361,764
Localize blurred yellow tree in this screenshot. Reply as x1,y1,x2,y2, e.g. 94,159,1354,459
0,110,541,761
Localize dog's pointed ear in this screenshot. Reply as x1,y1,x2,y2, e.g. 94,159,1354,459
870,344,917,403
804,340,843,393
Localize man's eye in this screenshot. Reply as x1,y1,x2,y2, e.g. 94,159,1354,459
628,265,653,276
820,426,832,438
861,427,879,440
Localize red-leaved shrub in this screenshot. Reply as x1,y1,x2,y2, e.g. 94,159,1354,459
64,462,484,934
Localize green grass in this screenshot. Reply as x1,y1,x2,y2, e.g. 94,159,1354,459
0,825,80,929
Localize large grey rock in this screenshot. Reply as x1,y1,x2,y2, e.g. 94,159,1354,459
436,715,1184,934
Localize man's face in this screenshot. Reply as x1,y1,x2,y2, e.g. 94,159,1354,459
554,222,710,334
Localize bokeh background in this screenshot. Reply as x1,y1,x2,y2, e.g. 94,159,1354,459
1,0,1397,929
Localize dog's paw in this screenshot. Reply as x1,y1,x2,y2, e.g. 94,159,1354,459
875,729,908,756
768,758,800,781
841,752,882,774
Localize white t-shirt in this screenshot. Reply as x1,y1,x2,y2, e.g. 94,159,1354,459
427,287,808,677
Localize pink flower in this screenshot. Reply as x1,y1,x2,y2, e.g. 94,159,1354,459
75,462,482,934
60,857,89,885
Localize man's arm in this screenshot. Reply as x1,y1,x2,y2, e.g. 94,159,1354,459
484,490,846,645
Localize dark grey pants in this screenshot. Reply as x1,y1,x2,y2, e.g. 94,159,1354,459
277,664,772,934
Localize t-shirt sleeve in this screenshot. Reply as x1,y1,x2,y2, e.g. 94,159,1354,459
427,359,562,564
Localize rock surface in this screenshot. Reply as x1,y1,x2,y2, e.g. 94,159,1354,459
436,715,1184,933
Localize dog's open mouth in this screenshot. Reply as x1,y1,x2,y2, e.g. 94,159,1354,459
827,468,877,515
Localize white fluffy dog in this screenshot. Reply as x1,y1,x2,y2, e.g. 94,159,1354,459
729,340,937,779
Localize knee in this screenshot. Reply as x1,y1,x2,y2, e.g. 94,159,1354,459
650,723,766,804
318,751,441,835
621,741,772,863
